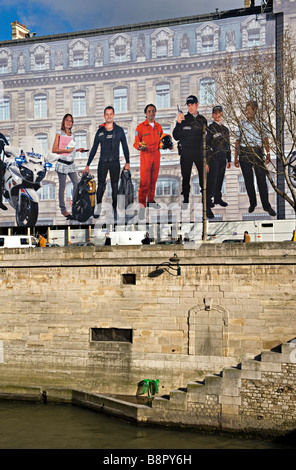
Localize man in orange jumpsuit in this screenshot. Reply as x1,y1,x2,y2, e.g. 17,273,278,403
134,104,163,208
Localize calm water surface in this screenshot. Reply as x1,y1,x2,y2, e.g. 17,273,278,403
0,401,293,450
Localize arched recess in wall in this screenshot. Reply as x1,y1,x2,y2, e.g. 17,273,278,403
188,300,229,357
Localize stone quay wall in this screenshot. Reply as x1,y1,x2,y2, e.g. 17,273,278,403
0,242,295,403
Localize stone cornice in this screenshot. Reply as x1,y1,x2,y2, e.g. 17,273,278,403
0,56,221,88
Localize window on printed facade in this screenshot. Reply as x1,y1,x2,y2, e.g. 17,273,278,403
239,175,247,194
0,59,8,74
38,183,56,200
68,39,89,68
35,54,46,70
248,31,260,47
192,175,201,195
34,94,47,119
151,28,174,59
73,91,86,117
241,17,266,49
73,51,84,67
267,167,275,192
193,174,225,195
74,131,87,154
114,88,128,113
109,34,131,63
200,78,215,106
0,97,10,121
115,44,127,63
30,44,50,71
239,174,259,193
0,49,12,74
156,177,179,197
66,182,74,201
196,23,220,54
156,83,170,109
34,134,48,155
246,73,263,102
156,41,168,58
202,35,214,53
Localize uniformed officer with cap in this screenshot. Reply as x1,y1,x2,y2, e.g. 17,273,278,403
206,105,231,219
173,95,207,204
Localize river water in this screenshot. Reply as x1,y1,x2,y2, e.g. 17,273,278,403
0,401,294,450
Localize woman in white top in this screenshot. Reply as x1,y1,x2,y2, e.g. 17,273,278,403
52,114,86,218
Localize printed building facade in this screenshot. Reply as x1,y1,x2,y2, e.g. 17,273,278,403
0,3,293,227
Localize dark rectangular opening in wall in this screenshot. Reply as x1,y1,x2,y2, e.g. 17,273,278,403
122,273,136,285
91,328,133,343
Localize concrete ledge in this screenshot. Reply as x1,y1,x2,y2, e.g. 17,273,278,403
71,390,152,423
0,385,44,401
0,242,295,269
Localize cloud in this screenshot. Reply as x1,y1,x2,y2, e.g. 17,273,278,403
5,0,244,36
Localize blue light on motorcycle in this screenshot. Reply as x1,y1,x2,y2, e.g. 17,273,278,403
15,156,26,165
44,162,53,168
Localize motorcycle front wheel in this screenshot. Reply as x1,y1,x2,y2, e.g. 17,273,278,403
16,195,38,227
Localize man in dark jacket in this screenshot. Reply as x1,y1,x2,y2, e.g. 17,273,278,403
173,95,207,204
206,105,231,219
84,106,130,215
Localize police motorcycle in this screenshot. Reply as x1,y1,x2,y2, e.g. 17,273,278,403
0,136,52,227
288,151,296,189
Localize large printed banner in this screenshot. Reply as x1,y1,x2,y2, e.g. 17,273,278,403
0,8,294,232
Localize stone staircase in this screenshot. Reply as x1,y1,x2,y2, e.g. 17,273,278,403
151,340,296,435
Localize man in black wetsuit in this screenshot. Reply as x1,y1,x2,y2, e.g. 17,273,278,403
172,95,207,204
0,133,8,211
206,105,231,219
84,106,130,216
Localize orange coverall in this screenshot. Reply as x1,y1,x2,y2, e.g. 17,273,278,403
133,119,163,207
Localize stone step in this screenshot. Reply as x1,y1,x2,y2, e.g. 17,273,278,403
152,396,170,408
204,374,223,394
187,381,204,391
222,367,241,379
281,341,296,354
241,358,261,370
170,389,187,401
153,341,295,412
261,350,292,364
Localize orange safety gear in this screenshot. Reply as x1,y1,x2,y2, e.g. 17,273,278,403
134,119,163,207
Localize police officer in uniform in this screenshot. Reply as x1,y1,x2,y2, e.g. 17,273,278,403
206,105,231,219
173,95,207,204
235,101,276,217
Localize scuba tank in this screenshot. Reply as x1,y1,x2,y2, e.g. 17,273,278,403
72,172,96,222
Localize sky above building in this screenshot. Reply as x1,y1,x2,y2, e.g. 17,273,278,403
0,0,246,41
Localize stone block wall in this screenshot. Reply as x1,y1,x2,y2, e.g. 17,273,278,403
0,242,295,396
